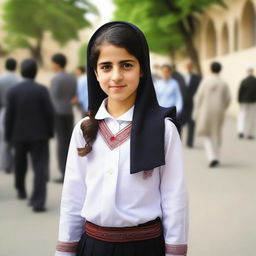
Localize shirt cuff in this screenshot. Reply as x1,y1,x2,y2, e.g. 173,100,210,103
166,255,184,256
55,241,79,256
165,244,188,256
55,252,76,256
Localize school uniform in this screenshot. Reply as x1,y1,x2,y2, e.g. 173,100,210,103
55,100,188,256
55,21,188,256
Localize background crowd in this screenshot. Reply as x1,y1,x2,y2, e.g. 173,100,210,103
0,53,255,213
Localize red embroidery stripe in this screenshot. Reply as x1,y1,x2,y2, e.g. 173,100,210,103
56,241,78,253
165,244,188,255
99,120,132,150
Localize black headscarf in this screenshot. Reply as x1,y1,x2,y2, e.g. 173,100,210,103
87,21,178,174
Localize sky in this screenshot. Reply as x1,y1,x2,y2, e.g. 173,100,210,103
88,0,115,25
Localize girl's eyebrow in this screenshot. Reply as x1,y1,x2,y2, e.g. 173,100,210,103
98,60,136,65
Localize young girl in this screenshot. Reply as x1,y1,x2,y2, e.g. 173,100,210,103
55,21,188,256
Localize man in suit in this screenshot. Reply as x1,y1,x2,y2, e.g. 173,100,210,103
50,53,76,183
0,58,19,173
171,64,189,128
183,60,202,147
5,59,54,212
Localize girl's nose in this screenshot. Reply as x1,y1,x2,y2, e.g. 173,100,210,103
111,67,123,83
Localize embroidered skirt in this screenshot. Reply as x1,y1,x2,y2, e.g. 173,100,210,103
76,218,165,256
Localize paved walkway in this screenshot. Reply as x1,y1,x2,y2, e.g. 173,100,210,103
0,116,255,256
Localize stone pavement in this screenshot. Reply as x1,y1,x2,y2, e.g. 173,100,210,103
0,116,255,256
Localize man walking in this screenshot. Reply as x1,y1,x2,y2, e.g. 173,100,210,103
5,59,54,212
237,65,256,139
0,58,19,173
154,64,183,118
50,53,76,183
183,59,202,147
193,62,230,168
71,66,88,117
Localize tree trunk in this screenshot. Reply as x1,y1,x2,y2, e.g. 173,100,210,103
30,37,43,65
0,44,7,57
178,21,202,75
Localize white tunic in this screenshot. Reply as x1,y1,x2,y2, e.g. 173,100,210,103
55,99,188,256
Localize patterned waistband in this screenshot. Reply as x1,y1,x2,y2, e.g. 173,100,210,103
84,219,162,243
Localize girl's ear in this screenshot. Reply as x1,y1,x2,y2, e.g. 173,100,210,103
140,69,144,77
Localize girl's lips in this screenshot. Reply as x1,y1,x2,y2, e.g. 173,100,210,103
109,85,126,89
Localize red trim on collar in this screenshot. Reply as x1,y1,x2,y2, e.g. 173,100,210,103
98,120,132,150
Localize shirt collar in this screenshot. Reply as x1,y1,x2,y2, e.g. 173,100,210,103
95,98,134,122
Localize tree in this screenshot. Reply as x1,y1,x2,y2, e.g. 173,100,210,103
78,42,88,67
3,0,97,64
113,0,225,74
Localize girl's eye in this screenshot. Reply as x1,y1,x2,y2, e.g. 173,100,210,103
122,63,133,69
100,65,112,71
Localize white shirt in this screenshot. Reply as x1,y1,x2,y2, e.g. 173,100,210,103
154,78,183,114
55,99,188,256
184,74,192,87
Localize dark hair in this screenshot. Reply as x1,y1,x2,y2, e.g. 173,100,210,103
90,24,143,71
5,58,17,71
161,64,173,70
78,24,144,156
77,66,86,73
51,53,67,68
211,62,222,73
21,58,37,79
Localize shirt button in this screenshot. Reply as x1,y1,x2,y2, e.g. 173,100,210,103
107,170,113,175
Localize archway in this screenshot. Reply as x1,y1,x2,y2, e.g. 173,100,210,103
234,20,239,51
205,19,217,58
240,0,256,49
221,23,229,55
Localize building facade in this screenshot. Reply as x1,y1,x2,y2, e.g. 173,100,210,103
194,0,256,114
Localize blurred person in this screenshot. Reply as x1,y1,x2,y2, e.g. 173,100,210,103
183,59,202,148
0,58,19,173
193,62,230,168
171,63,189,127
237,65,256,139
50,53,77,183
5,59,54,212
154,64,183,118
151,63,161,82
71,66,88,117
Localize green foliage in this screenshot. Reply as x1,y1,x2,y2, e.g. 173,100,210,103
3,0,97,57
113,0,224,56
78,42,87,66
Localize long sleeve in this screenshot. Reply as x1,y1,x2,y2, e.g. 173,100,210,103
4,89,15,142
41,87,55,138
160,119,189,256
55,119,87,256
238,81,244,103
174,81,183,115
224,83,231,109
192,79,204,121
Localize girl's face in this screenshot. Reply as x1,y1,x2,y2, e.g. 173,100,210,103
95,44,141,106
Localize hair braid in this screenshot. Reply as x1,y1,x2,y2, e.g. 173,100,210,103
77,111,99,156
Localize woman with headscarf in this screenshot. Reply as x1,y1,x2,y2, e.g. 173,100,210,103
55,22,188,256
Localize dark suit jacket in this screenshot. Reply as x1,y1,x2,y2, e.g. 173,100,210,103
187,73,202,115
187,73,202,99
173,71,189,125
5,79,54,142
238,75,256,103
